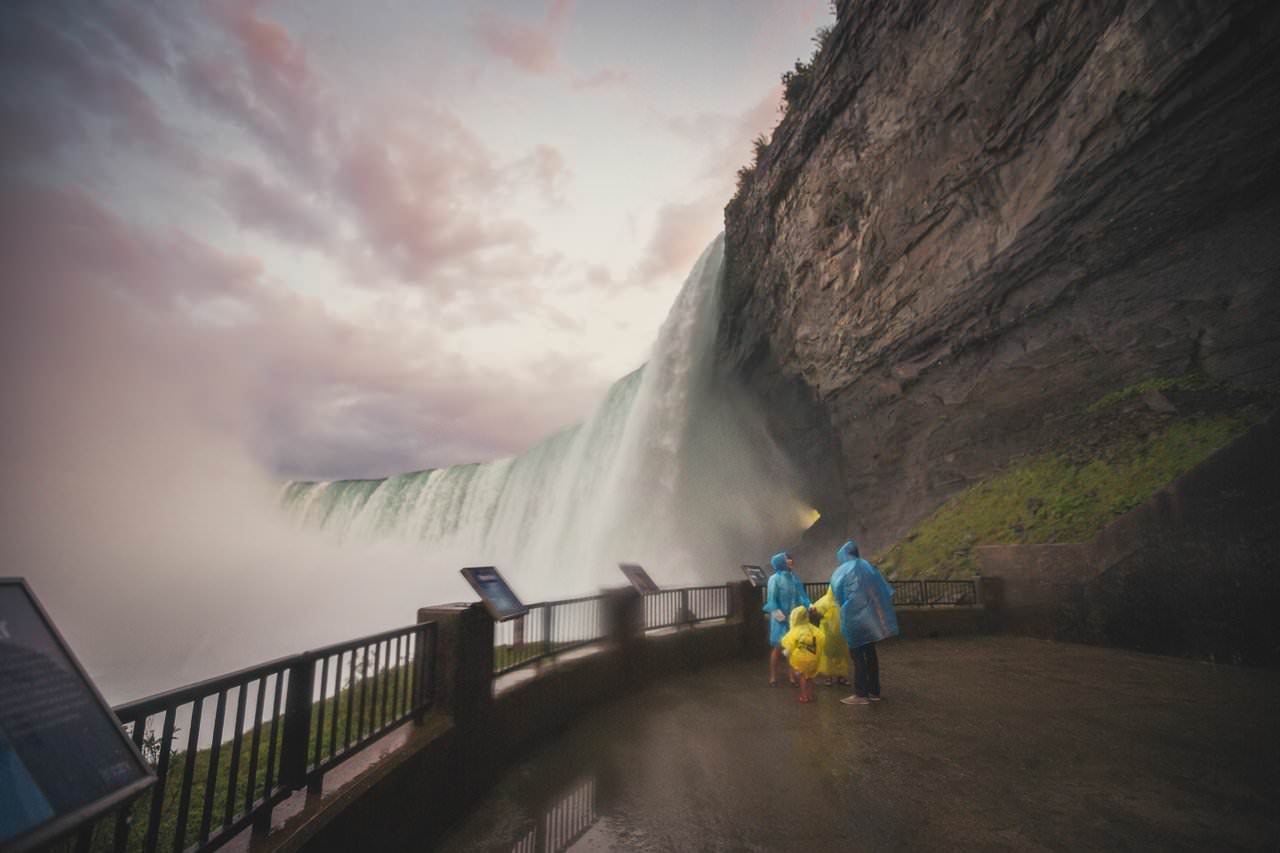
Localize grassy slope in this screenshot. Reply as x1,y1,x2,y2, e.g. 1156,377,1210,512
68,665,421,853
875,376,1274,578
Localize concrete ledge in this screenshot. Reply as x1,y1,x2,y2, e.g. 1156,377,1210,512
257,716,457,853
896,606,994,638
257,585,990,852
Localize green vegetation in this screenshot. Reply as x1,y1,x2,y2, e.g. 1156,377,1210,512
730,11,837,205
495,640,590,671
875,375,1274,578
68,663,425,853
1086,373,1215,413
780,25,831,111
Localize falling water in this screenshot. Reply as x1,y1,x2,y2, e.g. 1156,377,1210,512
283,235,813,598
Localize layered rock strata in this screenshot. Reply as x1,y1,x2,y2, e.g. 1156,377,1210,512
720,0,1280,555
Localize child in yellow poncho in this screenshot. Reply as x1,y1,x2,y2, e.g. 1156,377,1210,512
813,588,851,687
780,605,823,703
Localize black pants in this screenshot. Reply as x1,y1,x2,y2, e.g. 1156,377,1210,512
850,643,880,697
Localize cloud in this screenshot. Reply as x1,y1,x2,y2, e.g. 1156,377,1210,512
0,8,203,171
471,0,575,75
0,177,607,481
634,196,725,282
572,66,631,90
512,144,572,204
218,163,333,247
625,88,784,287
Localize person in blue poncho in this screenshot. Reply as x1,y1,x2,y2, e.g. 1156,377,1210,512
830,539,898,705
763,551,811,686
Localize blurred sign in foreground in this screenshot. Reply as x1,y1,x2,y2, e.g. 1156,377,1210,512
0,578,154,853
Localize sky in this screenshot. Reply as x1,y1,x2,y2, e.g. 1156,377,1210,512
1,0,833,482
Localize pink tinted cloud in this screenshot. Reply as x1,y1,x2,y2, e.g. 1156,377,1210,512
2,179,262,313
220,164,332,247
630,88,784,286
634,196,723,282
472,0,575,75
516,144,571,204
336,130,539,284
572,66,631,90
1,175,610,486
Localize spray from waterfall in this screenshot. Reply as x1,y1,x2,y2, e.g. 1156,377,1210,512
284,235,813,597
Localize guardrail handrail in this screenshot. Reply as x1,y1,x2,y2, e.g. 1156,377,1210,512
97,621,437,853
803,579,977,606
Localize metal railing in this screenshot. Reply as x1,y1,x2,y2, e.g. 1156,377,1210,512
74,622,436,853
494,595,603,675
804,579,976,606
643,585,729,631
889,579,977,606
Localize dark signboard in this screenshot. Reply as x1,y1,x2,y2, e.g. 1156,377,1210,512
460,567,528,622
0,579,154,853
740,564,768,588
618,563,659,595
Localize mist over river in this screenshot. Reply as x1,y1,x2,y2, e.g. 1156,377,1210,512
4,235,811,705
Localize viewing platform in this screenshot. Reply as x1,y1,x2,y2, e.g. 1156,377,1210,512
435,635,1280,853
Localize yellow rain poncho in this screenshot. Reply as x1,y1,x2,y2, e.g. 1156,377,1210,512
780,606,822,679
813,589,849,678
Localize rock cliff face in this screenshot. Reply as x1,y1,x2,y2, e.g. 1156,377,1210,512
719,0,1280,557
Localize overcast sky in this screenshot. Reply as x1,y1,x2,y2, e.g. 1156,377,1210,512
1,0,832,481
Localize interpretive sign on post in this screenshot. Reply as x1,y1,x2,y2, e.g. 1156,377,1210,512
0,578,155,853
740,564,769,588
460,566,529,622
618,563,660,595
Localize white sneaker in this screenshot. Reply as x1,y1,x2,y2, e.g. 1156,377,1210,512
840,695,870,705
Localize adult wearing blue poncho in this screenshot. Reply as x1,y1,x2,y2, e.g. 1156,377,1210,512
830,540,898,705
763,551,811,686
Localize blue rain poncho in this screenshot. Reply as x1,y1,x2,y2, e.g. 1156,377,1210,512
763,552,811,647
830,540,898,648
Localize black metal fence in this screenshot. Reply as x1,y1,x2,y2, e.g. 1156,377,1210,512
643,585,729,631
494,595,603,675
890,579,977,606
493,585,737,674
804,579,977,606
68,622,436,853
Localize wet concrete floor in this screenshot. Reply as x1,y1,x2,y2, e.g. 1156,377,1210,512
429,636,1280,852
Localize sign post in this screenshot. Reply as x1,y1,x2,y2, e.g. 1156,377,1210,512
740,564,769,588
617,563,659,595
459,566,529,622
0,578,155,853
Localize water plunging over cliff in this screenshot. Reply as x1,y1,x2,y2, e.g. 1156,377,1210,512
283,235,813,597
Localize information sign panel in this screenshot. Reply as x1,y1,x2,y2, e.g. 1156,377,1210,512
618,563,660,595
0,579,154,853
459,566,529,622
740,564,769,588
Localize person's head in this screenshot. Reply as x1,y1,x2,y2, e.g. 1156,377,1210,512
770,551,792,573
808,607,822,627
836,540,860,564
787,554,795,570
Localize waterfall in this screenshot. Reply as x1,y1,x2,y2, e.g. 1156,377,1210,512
284,235,812,597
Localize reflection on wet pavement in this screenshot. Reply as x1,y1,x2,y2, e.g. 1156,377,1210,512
431,636,1280,852
509,776,597,853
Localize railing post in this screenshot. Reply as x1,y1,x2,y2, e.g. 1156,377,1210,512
413,622,437,724
601,586,643,686
727,580,766,656
543,603,554,661
416,603,493,725
279,656,315,790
